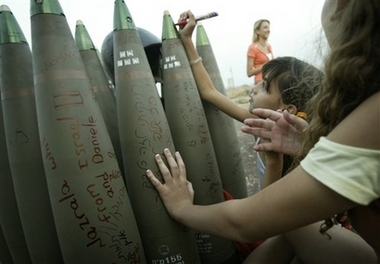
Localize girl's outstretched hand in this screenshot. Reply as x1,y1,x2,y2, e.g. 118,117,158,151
242,109,309,155
146,148,194,220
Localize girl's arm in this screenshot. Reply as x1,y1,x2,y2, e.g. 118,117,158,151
147,150,355,242
178,11,256,123
146,92,379,243
260,151,283,189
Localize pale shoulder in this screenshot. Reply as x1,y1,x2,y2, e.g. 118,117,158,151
328,92,380,150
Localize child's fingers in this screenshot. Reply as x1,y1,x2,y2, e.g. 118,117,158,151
146,169,164,190
154,152,173,184
241,124,272,140
244,117,275,131
253,142,273,152
251,108,283,122
174,151,187,180
163,148,180,178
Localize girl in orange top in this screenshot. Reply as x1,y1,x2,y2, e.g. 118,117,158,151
247,19,274,84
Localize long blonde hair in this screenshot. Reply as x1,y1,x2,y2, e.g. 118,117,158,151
252,19,270,43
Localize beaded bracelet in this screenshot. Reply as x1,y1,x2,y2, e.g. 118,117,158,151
189,57,202,66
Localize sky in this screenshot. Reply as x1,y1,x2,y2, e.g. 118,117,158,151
2,0,327,87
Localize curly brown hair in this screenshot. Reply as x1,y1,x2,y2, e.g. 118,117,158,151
304,0,380,153
302,0,380,237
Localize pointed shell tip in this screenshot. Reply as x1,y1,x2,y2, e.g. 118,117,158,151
0,5,11,12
